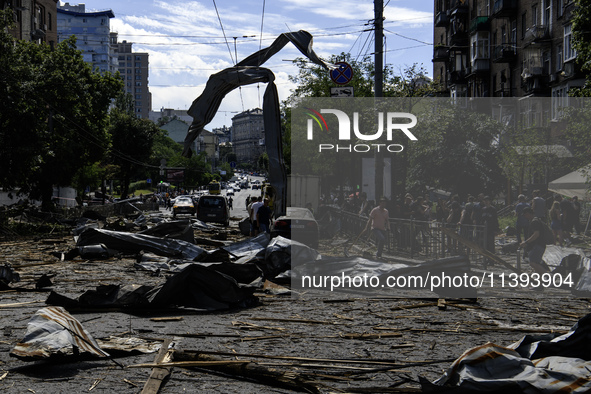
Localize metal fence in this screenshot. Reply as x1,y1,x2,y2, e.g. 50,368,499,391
336,208,488,264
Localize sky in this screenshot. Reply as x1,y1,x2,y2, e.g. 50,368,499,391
61,0,434,129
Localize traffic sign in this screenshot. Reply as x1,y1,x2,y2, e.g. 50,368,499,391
331,86,354,97
230,161,237,168
146,178,152,184
330,61,353,85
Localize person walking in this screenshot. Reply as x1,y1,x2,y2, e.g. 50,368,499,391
514,194,531,244
256,198,272,234
520,207,551,275
366,197,391,259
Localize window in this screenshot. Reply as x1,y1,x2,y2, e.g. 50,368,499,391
564,24,576,61
543,0,551,27
521,13,527,39
552,87,568,120
557,0,564,18
543,51,550,74
556,44,563,71
531,4,537,26
471,31,489,60
511,19,517,49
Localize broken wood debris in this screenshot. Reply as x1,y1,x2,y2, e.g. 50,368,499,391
248,317,334,325
140,338,175,394
149,316,183,322
135,351,322,394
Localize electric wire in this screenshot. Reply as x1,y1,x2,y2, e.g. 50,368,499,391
211,0,235,64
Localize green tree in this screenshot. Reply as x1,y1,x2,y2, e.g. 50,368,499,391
0,12,122,209
109,93,159,198
572,0,591,96
407,101,506,198
284,54,434,196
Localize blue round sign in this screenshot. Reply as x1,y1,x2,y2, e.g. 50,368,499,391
330,61,353,85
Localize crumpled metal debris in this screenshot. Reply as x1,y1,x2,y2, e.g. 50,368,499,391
10,306,109,361
139,219,196,244
75,227,205,260
422,313,591,393
0,263,20,289
46,264,258,312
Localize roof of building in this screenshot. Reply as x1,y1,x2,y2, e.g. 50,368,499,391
57,8,115,18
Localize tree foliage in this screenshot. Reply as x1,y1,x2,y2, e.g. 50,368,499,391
407,101,506,198
109,93,160,198
0,11,122,208
571,0,591,96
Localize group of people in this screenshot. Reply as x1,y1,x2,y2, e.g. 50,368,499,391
246,196,272,235
515,190,582,247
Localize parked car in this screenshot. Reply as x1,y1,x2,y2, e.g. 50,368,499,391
270,207,319,248
173,196,196,218
226,188,234,196
197,195,230,226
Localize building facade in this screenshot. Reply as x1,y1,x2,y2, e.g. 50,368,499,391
149,108,193,124
57,3,116,73
2,0,59,46
433,0,584,101
232,108,264,163
113,34,152,119
212,126,232,145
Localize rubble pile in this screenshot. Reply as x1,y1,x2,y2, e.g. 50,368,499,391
1,210,591,393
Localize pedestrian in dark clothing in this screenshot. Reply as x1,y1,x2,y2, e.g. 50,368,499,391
515,194,531,244
257,198,272,233
572,196,582,234
520,207,551,275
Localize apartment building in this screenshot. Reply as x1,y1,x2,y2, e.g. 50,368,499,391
232,108,265,163
1,0,59,46
57,3,115,73
113,34,152,119
433,0,585,101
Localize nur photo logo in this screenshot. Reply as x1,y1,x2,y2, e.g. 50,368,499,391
304,108,418,153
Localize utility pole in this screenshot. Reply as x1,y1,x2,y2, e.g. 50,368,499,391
374,0,384,202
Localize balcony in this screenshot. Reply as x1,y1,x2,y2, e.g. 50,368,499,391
522,75,550,95
448,69,467,84
449,0,469,13
469,16,490,33
468,59,490,75
435,11,449,27
492,44,516,63
433,46,449,61
449,16,469,46
493,88,512,97
523,25,551,45
492,0,517,18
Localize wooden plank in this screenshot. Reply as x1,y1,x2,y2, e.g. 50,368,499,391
140,339,174,394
